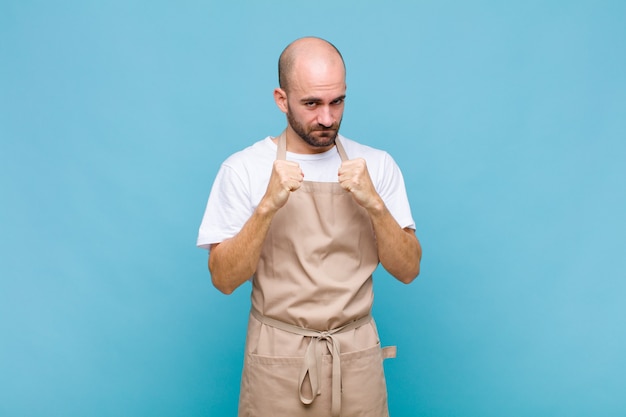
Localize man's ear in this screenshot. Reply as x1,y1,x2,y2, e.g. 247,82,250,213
273,88,288,113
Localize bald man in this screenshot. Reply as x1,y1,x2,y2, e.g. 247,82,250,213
197,37,421,417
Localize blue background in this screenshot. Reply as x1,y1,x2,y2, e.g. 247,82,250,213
1,1,625,416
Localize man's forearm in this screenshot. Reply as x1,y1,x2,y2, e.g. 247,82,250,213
208,206,275,294
368,202,421,284
208,159,305,294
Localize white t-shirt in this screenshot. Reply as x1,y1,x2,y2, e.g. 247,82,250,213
197,134,415,249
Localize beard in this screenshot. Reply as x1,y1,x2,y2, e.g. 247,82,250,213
286,108,342,148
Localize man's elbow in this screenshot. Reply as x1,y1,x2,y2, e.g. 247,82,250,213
208,254,237,295
398,229,421,284
212,276,237,295
209,264,237,295
397,263,420,284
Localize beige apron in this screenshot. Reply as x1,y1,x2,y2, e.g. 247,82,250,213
238,132,396,417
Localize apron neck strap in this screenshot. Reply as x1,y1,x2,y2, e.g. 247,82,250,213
276,130,348,161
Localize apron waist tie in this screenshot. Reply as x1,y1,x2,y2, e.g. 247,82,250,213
250,308,372,417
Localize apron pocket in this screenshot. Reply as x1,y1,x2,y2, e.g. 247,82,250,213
239,343,394,417
239,353,328,416
339,343,392,417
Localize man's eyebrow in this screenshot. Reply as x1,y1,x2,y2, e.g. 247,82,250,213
300,97,322,103
299,95,346,103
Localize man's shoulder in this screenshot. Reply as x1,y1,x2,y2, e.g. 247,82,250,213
339,135,391,161
222,136,276,168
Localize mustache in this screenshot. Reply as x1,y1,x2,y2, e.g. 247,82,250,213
312,129,337,136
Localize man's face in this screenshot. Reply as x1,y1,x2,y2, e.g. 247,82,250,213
286,101,343,149
282,60,346,152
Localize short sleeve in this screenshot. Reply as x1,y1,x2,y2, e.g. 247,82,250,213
196,163,254,249
376,152,416,231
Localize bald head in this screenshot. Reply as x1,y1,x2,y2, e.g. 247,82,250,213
278,37,346,93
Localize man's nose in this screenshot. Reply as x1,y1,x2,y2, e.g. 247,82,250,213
317,106,334,128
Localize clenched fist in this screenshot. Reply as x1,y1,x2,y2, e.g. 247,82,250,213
260,160,304,213
338,158,384,212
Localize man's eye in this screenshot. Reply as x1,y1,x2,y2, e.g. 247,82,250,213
305,102,317,107
332,99,344,105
